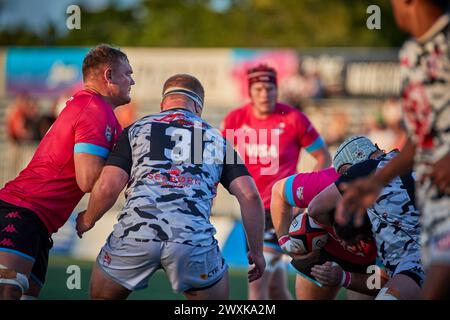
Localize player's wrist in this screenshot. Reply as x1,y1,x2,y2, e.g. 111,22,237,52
278,235,290,247
340,270,351,288
83,213,96,228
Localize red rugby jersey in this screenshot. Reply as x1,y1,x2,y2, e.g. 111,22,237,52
0,89,122,234
222,102,322,209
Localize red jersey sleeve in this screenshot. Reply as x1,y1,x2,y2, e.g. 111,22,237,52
296,111,324,153
73,104,116,159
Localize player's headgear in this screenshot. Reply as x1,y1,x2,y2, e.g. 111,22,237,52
162,74,205,109
247,64,277,89
163,87,204,109
333,135,378,173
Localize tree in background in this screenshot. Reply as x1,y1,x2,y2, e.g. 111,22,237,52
0,0,408,47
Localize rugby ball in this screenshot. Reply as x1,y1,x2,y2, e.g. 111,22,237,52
288,213,329,254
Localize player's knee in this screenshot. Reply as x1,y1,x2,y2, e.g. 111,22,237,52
0,284,22,300
0,265,29,300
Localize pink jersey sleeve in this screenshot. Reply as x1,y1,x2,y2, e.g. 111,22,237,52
73,104,115,159
295,111,324,153
284,168,340,208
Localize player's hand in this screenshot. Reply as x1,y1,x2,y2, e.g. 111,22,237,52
311,261,344,287
278,235,306,258
247,251,265,283
335,176,382,227
420,152,450,194
76,210,95,239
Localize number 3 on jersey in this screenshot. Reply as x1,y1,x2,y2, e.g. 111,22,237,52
164,127,191,162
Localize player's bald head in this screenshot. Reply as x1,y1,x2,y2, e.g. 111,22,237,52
162,74,205,102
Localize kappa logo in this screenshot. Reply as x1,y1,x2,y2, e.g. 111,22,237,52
296,186,304,201
105,125,112,142
0,238,14,247
5,211,22,219
1,224,18,233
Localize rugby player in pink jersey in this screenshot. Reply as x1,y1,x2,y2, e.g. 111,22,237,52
0,44,134,300
222,64,331,300
270,167,382,300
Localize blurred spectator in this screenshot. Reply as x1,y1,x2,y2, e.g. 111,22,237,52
323,111,349,147
366,98,407,151
280,69,325,109
6,93,40,143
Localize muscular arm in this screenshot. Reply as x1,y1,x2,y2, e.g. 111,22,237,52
228,175,265,254
74,153,106,193
309,146,332,171
81,166,129,228
228,175,266,282
373,138,416,186
307,184,342,226
270,178,294,238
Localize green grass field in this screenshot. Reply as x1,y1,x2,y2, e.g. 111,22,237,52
39,255,346,300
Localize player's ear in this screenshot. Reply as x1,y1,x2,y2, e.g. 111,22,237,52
104,67,113,84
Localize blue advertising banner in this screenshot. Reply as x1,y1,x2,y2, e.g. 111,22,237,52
5,47,89,96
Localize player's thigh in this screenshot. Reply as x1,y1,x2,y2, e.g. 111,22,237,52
269,264,293,300
248,249,283,298
376,273,421,300
346,290,373,300
295,274,340,300
22,233,53,298
90,262,131,300
248,269,273,300
422,263,450,299
0,203,48,298
162,242,228,297
183,269,229,300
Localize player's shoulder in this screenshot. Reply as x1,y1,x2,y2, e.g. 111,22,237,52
66,89,110,115
224,103,250,121
275,102,299,113
276,102,307,119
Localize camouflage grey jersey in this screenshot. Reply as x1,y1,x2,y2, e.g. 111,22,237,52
105,108,249,247
337,151,424,280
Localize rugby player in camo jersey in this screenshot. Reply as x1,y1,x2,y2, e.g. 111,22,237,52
76,74,266,300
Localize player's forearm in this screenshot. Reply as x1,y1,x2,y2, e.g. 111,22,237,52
311,147,332,171
270,182,293,237
307,185,340,226
84,180,120,226
345,272,380,296
241,194,265,254
374,138,416,186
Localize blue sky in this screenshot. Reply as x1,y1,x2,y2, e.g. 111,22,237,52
0,0,139,34
0,0,231,34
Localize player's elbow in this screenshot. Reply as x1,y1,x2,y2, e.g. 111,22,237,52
307,201,319,220
271,179,284,200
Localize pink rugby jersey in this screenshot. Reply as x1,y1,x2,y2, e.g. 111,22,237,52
222,102,324,209
0,89,122,234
